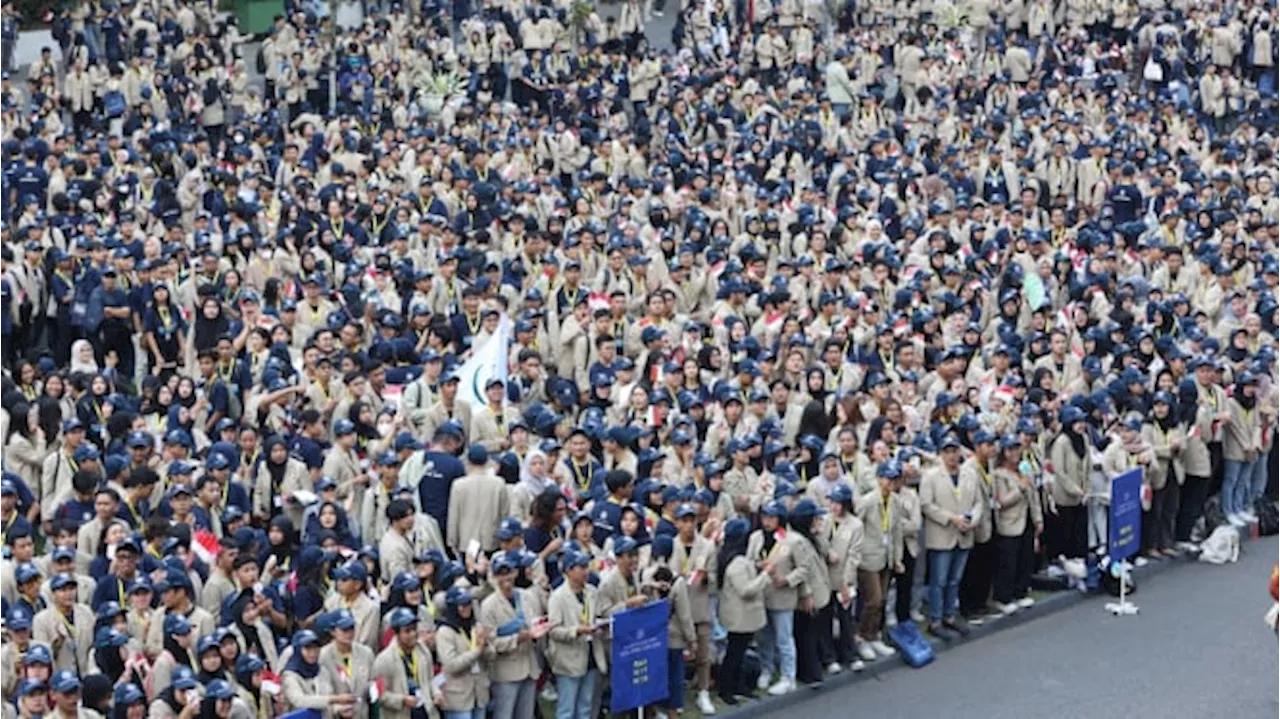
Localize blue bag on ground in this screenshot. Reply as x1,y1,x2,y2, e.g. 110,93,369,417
887,621,935,668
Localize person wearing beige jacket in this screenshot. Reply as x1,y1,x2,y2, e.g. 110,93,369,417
372,608,442,719
1047,407,1092,560
715,518,772,705
957,430,999,622
821,484,863,669
435,587,495,719
479,554,545,719
746,501,806,694
545,552,608,719
919,436,983,635
1221,373,1263,525
853,464,904,659
990,436,1044,615
1142,393,1183,557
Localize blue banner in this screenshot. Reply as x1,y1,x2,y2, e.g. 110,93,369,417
609,599,670,713
1109,469,1143,561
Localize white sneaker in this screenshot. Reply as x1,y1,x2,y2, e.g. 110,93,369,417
857,642,877,661
696,691,716,714
539,685,558,702
756,671,772,691
997,602,1019,615
910,608,926,623
1241,510,1258,523
1228,513,1247,527
870,640,896,657
885,612,898,628
1177,541,1200,552
1133,556,1149,567
653,9,663,15
766,679,794,696
1016,597,1035,609
849,658,866,672
826,662,842,675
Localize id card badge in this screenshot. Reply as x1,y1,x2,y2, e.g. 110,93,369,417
471,662,482,675
989,497,999,511
881,534,890,548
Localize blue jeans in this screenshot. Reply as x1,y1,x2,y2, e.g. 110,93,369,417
927,548,971,621
555,669,599,719
1222,459,1256,515
754,609,796,681
443,710,484,719
490,679,535,719
1250,454,1271,504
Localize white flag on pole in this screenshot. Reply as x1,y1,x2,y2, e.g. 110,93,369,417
455,314,510,409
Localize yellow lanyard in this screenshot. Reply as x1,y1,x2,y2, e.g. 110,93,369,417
158,307,173,331
124,498,143,526
3,512,16,536
976,462,991,489
570,459,591,493
578,593,591,626
492,407,505,433
880,493,891,534
342,651,352,676
840,454,859,476
60,610,77,637
402,648,418,680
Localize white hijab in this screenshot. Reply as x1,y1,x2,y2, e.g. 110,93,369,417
518,448,556,496
69,339,99,375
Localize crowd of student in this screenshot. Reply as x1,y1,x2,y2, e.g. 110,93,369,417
0,0,1278,716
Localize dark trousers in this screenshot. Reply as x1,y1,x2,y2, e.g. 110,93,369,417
793,607,823,685
993,526,1035,604
892,550,918,623
959,539,995,616
814,598,836,667
828,592,856,663
718,632,752,699
1143,475,1180,552
98,322,135,379
1208,442,1225,497
1176,475,1210,542
1045,504,1088,559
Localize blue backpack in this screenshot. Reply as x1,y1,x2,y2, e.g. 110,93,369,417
104,90,126,119
887,621,935,668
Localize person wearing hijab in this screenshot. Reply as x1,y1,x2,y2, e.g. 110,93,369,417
1142,392,1185,558
509,450,555,524
195,632,229,686
151,613,199,699
69,339,101,376
148,666,203,719
81,673,115,719
90,627,142,686
785,498,831,687
283,630,355,713
1047,406,1091,560
260,516,299,580
225,589,280,671
1222,371,1263,526
233,653,274,719
317,609,374,719
434,587,493,719
251,436,310,526
746,499,804,696
716,518,773,705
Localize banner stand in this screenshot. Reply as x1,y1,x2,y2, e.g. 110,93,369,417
1105,563,1139,616
1105,469,1143,618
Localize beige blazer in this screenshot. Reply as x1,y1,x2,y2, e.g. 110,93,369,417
545,582,609,678
717,555,770,635
32,603,94,672
854,490,903,571
371,642,438,719
478,587,540,683
1142,422,1184,489
1048,433,1090,508
746,530,807,611
435,622,493,711
919,464,984,551
992,468,1044,538
445,472,511,554
318,642,375,719
666,534,716,623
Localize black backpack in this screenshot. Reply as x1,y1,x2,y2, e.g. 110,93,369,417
1255,498,1279,536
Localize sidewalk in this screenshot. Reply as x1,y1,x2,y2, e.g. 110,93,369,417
717,524,1267,718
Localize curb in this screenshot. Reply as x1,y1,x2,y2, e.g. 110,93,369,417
717,525,1263,718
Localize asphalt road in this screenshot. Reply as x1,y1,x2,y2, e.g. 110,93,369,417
767,542,1279,719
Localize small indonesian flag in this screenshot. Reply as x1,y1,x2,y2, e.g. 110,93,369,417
892,317,910,337
368,677,386,705
261,670,282,696
191,530,221,565
588,292,611,312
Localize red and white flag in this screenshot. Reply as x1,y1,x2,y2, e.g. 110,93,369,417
191,530,220,565
261,670,282,696
368,677,386,705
